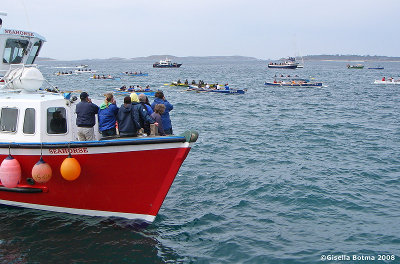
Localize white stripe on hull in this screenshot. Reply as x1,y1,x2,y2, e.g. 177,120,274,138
0,141,191,156
0,199,156,222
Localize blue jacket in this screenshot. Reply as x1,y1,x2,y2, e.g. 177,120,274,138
143,104,153,115
151,98,173,131
76,101,99,127
98,103,119,131
117,104,140,136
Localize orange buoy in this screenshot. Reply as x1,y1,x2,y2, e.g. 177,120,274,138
0,154,21,188
60,153,81,181
32,157,52,183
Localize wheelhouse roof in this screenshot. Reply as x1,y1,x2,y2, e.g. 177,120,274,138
0,28,46,42
0,92,65,103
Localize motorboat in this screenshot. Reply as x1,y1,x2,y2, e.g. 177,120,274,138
368,67,384,70
268,57,298,69
153,58,182,68
0,13,198,224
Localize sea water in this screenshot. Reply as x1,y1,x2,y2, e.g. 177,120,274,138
0,60,399,263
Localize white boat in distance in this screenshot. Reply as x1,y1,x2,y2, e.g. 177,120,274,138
374,78,400,85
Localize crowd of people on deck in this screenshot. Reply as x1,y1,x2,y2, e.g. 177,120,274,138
75,90,173,141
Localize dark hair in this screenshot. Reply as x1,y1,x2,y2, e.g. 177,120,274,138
155,91,164,99
124,96,131,104
80,92,89,100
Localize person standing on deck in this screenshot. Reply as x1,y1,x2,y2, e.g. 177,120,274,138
98,93,119,137
151,91,174,135
117,96,140,137
75,92,99,141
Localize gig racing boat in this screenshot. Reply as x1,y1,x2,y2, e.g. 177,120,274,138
153,58,182,68
90,75,121,80
187,85,246,94
0,14,198,223
374,78,400,85
114,88,156,97
121,72,148,77
347,64,364,69
265,76,322,87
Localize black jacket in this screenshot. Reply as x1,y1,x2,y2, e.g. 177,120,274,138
76,101,99,127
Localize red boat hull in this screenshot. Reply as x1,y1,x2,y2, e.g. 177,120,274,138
0,137,195,222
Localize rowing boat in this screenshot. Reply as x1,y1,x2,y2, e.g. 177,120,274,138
114,88,156,96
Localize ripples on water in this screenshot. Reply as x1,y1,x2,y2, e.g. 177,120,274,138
1,60,399,263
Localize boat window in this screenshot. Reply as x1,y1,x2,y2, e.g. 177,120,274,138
47,107,67,134
26,41,43,64
23,108,35,134
0,108,18,132
3,39,29,64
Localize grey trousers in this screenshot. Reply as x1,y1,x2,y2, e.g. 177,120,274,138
77,127,95,141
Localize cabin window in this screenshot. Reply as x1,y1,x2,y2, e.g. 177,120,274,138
0,108,18,132
47,107,67,134
23,108,36,134
26,41,43,64
3,39,29,64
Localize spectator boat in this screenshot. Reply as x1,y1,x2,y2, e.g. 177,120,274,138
153,58,182,68
0,13,198,224
268,57,298,69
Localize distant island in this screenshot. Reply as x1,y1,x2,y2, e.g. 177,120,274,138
302,55,400,62
37,54,400,62
35,57,57,61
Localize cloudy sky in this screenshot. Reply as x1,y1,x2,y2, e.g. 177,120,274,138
3,0,399,60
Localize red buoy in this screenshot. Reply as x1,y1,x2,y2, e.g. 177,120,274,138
32,157,52,183
0,154,22,188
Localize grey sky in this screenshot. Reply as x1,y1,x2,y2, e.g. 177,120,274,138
4,0,399,60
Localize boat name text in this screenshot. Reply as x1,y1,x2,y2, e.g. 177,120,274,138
4,29,34,37
49,148,88,154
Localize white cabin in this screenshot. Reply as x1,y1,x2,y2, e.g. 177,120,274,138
159,58,172,65
0,93,92,143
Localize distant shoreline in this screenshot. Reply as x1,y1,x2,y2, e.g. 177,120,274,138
37,54,400,62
